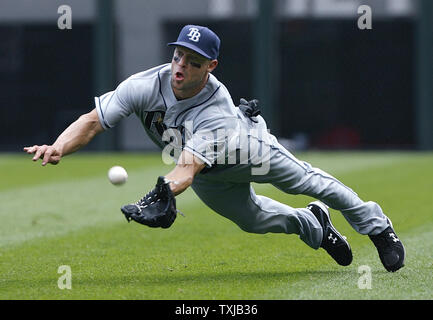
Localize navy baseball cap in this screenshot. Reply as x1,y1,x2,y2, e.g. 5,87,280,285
167,25,220,60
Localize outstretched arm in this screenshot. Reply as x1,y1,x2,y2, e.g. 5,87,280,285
165,150,206,196
24,108,103,165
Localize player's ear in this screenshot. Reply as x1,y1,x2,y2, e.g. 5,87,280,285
207,59,218,73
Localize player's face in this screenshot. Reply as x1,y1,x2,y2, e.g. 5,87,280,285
171,47,217,100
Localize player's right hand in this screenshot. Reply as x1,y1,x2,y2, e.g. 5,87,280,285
23,145,62,166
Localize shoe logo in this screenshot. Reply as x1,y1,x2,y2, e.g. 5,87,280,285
389,233,399,243
328,233,338,244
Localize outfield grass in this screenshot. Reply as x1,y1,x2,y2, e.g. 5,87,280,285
0,151,432,300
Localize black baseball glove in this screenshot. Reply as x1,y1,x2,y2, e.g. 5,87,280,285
121,176,178,228
238,98,261,122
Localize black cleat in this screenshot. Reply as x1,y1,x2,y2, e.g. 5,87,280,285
307,201,353,266
369,225,405,272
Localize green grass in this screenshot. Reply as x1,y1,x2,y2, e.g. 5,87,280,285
1,151,432,300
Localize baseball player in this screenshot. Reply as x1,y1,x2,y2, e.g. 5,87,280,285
24,25,405,272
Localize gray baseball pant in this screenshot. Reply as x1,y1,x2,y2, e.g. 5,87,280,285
191,140,390,250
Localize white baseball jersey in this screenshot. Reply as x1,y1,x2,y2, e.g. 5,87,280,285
95,63,266,168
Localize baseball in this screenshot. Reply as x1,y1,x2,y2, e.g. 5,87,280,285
108,166,128,186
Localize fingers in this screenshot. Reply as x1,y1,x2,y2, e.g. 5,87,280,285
23,145,39,154
42,148,53,166
42,146,60,166
32,145,47,162
23,145,60,166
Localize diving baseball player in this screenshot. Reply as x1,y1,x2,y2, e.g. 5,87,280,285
24,25,405,272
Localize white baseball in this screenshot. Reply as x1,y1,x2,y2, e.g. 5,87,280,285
108,166,128,186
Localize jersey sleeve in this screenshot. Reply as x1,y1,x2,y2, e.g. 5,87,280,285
94,78,137,130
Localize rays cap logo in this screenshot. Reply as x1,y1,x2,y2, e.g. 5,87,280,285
167,25,220,60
